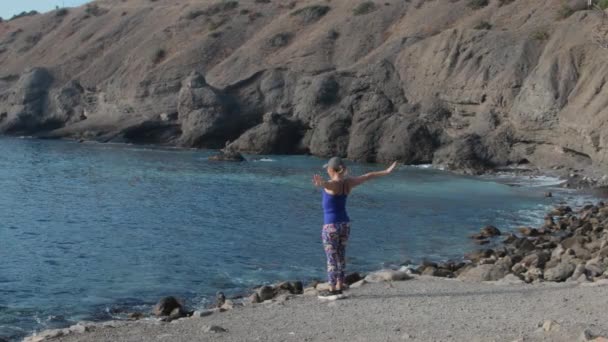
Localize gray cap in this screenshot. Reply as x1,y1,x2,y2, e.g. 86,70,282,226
323,157,345,169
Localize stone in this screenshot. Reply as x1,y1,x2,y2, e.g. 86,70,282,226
544,262,576,282
215,292,226,308
464,249,494,263
523,266,543,283
247,293,261,304
480,225,501,237
518,227,539,237
256,285,276,301
521,252,550,268
585,257,607,277
315,282,332,291
69,324,88,334
192,310,214,317
458,263,510,282
365,270,412,283
220,299,234,310
153,296,183,317
208,150,245,162
542,320,561,332
127,312,144,320
344,272,363,285
569,263,588,282
579,329,596,341
202,325,227,333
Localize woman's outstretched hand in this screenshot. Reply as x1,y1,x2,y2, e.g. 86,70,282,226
312,174,324,187
385,161,398,174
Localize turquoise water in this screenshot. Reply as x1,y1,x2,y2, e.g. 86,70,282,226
0,137,575,340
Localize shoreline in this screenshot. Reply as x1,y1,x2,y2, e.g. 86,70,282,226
22,198,608,342
25,277,608,342
6,135,608,192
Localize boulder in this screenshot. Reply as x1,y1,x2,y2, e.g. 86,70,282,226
276,281,303,294
208,150,245,162
153,296,183,317
544,261,576,282
464,249,494,263
127,312,144,320
228,112,305,154
518,227,539,237
523,266,543,283
344,272,363,285
480,225,501,237
256,285,276,301
202,325,227,333
568,263,588,282
521,252,550,268
457,262,510,282
585,258,607,277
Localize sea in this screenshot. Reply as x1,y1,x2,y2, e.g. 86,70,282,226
0,136,597,341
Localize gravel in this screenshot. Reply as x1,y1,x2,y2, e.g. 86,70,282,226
51,276,608,342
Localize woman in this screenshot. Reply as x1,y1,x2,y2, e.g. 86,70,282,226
312,157,398,299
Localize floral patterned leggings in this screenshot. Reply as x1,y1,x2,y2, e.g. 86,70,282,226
322,222,351,286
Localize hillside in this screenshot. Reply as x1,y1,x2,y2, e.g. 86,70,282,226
0,0,607,174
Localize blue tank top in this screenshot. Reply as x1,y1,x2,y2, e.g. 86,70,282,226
322,181,350,224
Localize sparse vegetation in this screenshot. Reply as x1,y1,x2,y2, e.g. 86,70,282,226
248,12,263,21
55,8,69,17
327,29,340,40
10,10,39,21
185,10,205,20
290,5,331,23
208,18,227,31
498,0,515,6
468,0,489,10
532,29,550,41
598,0,608,9
353,1,377,16
269,32,293,47
151,48,166,64
85,3,106,17
557,4,575,19
474,21,492,30
25,33,42,45
205,1,239,15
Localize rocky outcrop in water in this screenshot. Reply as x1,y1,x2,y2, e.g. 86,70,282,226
1,0,608,175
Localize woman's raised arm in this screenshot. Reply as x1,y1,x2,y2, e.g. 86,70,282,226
348,161,398,188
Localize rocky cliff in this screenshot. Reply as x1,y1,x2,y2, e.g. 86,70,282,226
1,0,607,174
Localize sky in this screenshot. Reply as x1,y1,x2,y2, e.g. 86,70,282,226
0,0,90,20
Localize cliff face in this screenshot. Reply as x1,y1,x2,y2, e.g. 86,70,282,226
0,0,607,173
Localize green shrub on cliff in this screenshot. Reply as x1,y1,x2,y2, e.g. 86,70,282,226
10,10,39,21
474,21,492,30
290,5,331,23
353,1,377,15
468,0,489,10
557,4,575,19
599,0,608,9
151,48,166,64
55,8,69,17
532,29,550,41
